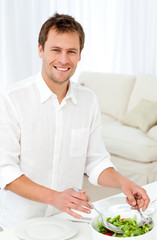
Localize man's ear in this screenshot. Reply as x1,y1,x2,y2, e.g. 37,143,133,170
38,44,44,58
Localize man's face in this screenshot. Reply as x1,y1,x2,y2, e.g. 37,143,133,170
38,28,81,84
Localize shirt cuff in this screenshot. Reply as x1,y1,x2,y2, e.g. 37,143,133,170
0,166,24,189
88,160,116,186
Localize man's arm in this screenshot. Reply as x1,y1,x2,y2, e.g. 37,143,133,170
83,95,149,211
0,93,91,219
6,175,92,219
98,167,150,211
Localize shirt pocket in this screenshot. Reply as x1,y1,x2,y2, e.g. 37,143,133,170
69,128,89,157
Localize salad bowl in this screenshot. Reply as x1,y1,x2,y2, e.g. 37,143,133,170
90,214,155,240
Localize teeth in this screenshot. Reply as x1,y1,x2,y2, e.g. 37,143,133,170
56,67,69,71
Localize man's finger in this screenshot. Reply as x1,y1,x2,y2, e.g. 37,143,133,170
126,194,137,207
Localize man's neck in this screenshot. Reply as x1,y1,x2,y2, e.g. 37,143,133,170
42,73,69,104
53,83,69,104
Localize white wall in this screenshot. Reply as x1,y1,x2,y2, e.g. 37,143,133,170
0,0,157,87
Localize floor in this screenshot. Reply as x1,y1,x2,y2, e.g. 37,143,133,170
82,174,122,202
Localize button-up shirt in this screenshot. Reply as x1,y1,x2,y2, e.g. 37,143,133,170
0,72,114,229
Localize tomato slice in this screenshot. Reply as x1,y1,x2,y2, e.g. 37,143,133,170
105,232,112,236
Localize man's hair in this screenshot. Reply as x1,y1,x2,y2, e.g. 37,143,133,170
38,13,85,52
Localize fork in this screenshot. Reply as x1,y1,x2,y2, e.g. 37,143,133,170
73,186,124,234
134,193,153,227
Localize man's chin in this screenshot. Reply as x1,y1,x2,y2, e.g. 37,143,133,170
44,70,71,84
52,78,70,84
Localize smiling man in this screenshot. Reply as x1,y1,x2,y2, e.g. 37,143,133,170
0,13,149,229
38,27,81,103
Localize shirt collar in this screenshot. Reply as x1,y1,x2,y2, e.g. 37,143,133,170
36,72,77,105
64,81,77,105
36,72,55,103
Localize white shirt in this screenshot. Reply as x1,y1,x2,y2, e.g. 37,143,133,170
0,72,114,229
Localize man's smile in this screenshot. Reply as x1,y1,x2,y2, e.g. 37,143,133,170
54,66,70,71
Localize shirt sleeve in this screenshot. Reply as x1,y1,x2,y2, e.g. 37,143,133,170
0,93,23,189
85,94,116,186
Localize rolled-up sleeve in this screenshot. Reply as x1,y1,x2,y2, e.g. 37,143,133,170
85,95,115,186
0,93,23,189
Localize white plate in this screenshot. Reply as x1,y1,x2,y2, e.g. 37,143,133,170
96,196,126,208
109,204,139,219
109,202,157,217
96,196,157,216
15,216,78,240
94,196,126,214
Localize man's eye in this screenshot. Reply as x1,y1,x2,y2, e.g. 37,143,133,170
52,49,59,52
68,51,77,54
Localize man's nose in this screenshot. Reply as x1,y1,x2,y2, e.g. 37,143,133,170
58,52,69,64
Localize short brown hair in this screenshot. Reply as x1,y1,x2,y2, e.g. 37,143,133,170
38,13,85,52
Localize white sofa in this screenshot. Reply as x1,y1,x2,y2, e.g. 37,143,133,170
78,72,157,186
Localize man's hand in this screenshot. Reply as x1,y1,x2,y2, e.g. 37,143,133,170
51,188,92,219
6,176,92,219
98,168,150,211
120,178,150,211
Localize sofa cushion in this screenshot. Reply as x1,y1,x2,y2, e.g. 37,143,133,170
78,72,136,120
111,155,150,185
147,125,157,141
101,113,116,123
127,74,157,111
102,122,157,163
120,99,157,132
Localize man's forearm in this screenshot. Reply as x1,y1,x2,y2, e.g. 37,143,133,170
6,175,57,205
98,167,150,211
98,167,124,188
6,174,92,219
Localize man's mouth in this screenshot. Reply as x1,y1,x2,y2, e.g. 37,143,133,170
54,66,70,71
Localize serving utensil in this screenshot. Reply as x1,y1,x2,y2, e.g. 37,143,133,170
73,186,123,234
134,193,153,227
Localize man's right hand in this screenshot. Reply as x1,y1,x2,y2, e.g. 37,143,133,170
51,188,92,219
6,176,92,219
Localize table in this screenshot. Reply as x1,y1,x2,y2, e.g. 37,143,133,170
0,181,157,240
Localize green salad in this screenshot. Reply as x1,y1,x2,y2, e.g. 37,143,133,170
97,215,151,237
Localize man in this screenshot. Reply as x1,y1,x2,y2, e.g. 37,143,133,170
0,13,149,229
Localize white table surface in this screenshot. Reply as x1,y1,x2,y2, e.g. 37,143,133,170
1,181,157,240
